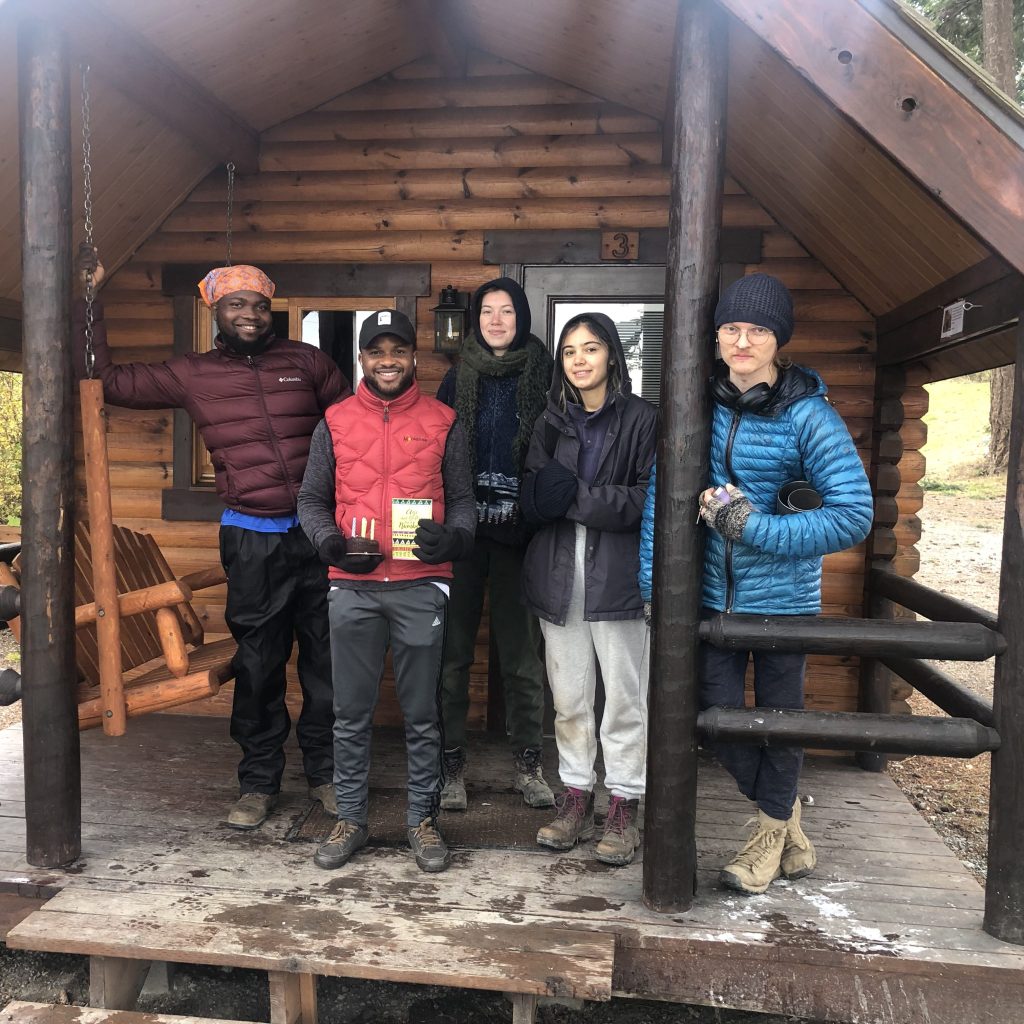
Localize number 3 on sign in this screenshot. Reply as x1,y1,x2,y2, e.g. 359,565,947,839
601,231,639,260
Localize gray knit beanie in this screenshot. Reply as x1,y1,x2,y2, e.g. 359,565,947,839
714,272,794,347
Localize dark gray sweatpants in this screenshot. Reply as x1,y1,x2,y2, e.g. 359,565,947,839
327,583,447,828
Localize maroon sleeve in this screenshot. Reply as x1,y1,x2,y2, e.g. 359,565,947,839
73,298,188,410
312,348,351,410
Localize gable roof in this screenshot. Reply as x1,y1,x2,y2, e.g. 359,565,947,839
0,0,1021,341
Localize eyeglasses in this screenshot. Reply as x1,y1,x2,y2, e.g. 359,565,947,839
717,325,775,345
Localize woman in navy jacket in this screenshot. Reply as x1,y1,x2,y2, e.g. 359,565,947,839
520,313,657,867
639,273,872,895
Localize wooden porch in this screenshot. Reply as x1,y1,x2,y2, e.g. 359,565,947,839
0,716,1021,1024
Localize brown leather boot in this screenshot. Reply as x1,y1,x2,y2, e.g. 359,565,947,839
594,796,640,866
536,787,594,850
720,810,787,895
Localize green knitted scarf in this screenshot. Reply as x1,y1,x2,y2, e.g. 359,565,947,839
454,331,552,472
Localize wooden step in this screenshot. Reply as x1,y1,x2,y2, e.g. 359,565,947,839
7,884,616,1014
0,1003,254,1024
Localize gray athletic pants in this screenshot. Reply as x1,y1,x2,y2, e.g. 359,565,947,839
327,583,447,828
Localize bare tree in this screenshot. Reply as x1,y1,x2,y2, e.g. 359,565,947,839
983,0,1016,470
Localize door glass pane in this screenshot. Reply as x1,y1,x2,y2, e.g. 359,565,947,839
552,301,664,405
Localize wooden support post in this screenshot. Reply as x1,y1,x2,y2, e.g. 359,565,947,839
509,993,538,1024
984,322,1024,945
268,971,318,1024
17,15,81,867
89,956,150,1010
857,366,905,772
643,0,727,914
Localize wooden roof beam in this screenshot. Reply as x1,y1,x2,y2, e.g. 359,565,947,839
716,0,1024,277
405,0,469,77
32,0,259,173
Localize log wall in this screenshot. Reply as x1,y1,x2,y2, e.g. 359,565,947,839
74,54,921,724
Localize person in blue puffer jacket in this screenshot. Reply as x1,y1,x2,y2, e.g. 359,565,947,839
638,272,872,896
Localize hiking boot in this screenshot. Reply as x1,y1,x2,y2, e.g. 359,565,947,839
720,810,788,895
781,797,817,880
536,787,594,851
308,783,337,816
314,819,369,870
408,818,451,873
440,748,467,812
595,796,641,866
513,747,555,808
226,792,277,830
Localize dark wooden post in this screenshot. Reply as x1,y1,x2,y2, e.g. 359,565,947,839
18,16,81,866
643,0,727,913
984,324,1024,944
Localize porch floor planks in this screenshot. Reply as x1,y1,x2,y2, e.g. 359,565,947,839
0,716,1022,1021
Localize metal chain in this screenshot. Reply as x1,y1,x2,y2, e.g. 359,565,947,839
81,64,96,378
225,161,236,266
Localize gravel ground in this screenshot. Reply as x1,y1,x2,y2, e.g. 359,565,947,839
0,493,1002,1021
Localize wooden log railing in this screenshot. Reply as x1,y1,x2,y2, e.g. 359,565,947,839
871,564,998,631
881,656,994,727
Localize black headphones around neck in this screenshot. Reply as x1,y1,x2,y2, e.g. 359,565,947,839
710,369,779,413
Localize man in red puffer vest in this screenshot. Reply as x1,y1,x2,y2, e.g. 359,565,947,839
298,309,475,873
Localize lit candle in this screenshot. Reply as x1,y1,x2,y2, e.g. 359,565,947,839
370,518,375,541
351,517,356,537
361,517,367,539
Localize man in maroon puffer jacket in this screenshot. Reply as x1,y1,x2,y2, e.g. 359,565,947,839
75,259,349,830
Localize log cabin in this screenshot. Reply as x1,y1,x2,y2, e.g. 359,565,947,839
1,0,1023,1021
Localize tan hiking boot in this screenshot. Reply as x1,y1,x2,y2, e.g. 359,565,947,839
595,796,640,866
781,797,817,879
513,747,555,808
226,792,277,830
440,747,467,811
537,787,594,851
719,810,787,895
308,783,337,816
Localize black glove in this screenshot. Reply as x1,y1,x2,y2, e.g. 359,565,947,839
317,534,347,567
412,519,474,564
531,461,578,522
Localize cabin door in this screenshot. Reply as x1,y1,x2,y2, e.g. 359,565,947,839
521,265,666,406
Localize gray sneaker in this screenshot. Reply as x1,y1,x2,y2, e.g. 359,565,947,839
408,818,451,873
226,792,277,830
308,783,337,816
440,748,467,812
513,747,555,808
314,820,369,870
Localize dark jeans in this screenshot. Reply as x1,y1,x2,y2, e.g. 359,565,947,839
699,640,806,820
441,538,545,752
220,525,334,795
328,584,447,828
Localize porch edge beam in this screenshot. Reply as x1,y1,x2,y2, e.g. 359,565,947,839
643,0,727,915
33,0,259,172
715,0,1024,276
18,14,81,866
985,317,1024,944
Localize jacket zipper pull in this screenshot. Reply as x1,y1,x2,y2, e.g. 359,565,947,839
383,404,390,423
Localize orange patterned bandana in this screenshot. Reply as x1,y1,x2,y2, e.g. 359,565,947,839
198,265,276,307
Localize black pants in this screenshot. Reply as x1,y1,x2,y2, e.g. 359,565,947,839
220,525,334,794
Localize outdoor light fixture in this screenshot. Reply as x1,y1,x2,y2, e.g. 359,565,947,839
432,284,469,355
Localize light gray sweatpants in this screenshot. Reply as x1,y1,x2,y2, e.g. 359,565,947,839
540,524,649,800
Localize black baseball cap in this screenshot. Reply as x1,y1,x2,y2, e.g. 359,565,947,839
358,309,417,350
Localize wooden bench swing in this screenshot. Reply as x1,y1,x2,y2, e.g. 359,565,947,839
0,378,236,736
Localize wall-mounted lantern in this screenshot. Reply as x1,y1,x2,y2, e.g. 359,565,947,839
432,284,469,355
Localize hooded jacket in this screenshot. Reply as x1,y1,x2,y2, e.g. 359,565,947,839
436,277,552,546
638,363,872,614
520,313,657,624
74,300,349,516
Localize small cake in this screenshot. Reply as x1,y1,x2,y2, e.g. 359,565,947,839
346,536,381,556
